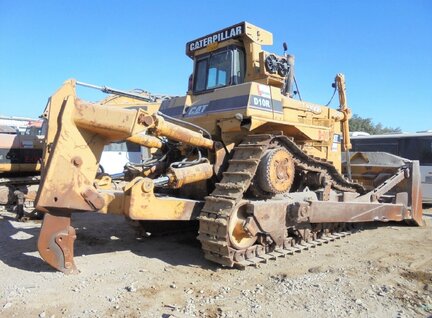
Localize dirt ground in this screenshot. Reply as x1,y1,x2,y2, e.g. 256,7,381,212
1,207,431,318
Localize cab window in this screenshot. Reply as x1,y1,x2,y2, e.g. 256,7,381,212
206,51,230,89
194,59,208,92
193,47,245,94
194,50,231,93
233,49,245,85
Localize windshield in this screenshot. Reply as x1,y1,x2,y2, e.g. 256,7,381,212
194,50,232,93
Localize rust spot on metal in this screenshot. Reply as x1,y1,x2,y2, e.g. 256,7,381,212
71,156,83,167
81,187,105,210
137,114,154,127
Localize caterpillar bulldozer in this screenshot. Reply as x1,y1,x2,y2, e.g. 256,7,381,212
35,22,422,274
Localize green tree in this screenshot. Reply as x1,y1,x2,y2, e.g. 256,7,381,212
349,114,401,135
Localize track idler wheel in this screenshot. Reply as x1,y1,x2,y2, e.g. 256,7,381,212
228,203,257,250
256,148,295,194
38,211,78,274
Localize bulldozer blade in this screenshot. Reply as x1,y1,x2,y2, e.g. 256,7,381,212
37,211,78,274
408,160,423,226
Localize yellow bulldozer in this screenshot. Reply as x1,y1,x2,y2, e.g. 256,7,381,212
35,22,422,274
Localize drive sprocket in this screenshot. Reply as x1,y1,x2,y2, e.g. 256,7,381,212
256,147,295,194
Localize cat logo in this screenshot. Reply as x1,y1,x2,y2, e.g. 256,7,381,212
187,104,208,116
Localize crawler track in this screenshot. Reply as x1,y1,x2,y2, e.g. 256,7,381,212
234,230,353,269
0,175,40,186
197,134,362,268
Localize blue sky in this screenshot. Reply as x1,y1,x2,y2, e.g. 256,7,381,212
1,1,431,132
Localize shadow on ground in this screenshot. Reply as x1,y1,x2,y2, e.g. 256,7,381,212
0,211,217,274
0,212,53,273
1,204,430,274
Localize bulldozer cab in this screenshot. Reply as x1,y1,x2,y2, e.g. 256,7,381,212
186,22,287,94
159,22,349,169
191,45,245,93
